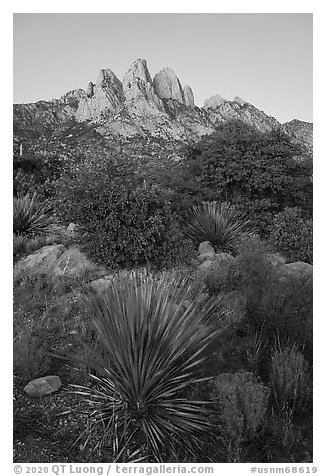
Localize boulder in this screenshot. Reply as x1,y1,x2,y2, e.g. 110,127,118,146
14,244,66,277
198,241,215,256
52,247,98,277
24,375,62,398
281,261,312,281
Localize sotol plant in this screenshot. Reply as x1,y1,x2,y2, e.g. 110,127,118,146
69,270,229,462
13,192,56,237
185,201,254,253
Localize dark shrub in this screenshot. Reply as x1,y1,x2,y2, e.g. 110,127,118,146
55,156,185,268
269,207,313,264
13,192,57,237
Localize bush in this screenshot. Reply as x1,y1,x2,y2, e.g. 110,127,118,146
234,238,274,326
269,207,313,264
269,343,311,414
13,325,52,382
211,371,269,440
69,271,228,462
13,192,57,237
181,121,312,218
185,201,254,253
54,155,184,268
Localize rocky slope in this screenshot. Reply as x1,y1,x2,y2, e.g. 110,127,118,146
13,58,313,154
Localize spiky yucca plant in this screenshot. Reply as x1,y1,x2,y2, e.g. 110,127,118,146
13,192,56,237
185,201,253,253
71,270,229,462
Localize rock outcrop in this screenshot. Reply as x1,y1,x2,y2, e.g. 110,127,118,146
183,85,195,107
153,67,184,103
122,59,164,113
76,68,124,122
234,96,247,106
204,94,226,109
14,244,103,279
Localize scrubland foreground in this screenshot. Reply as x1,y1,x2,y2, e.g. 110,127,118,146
13,120,312,463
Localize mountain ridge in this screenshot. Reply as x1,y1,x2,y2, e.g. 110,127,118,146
13,58,313,156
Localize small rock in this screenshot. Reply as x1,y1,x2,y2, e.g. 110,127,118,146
24,376,62,398
67,223,79,233
89,277,113,294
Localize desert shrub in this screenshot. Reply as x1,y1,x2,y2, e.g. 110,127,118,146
211,371,269,462
13,234,28,261
13,268,96,383
269,207,313,264
180,121,312,223
185,201,254,253
269,343,311,414
13,192,57,237
234,238,274,323
54,155,184,268
13,325,52,382
13,153,66,199
260,269,313,359
69,271,228,462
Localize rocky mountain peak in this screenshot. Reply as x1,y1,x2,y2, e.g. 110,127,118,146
153,67,185,104
183,85,195,107
75,68,123,122
121,59,165,114
122,59,152,91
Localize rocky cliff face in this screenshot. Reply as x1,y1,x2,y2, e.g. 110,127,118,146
13,58,313,153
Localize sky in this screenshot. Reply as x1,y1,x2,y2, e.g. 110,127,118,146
13,13,312,124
